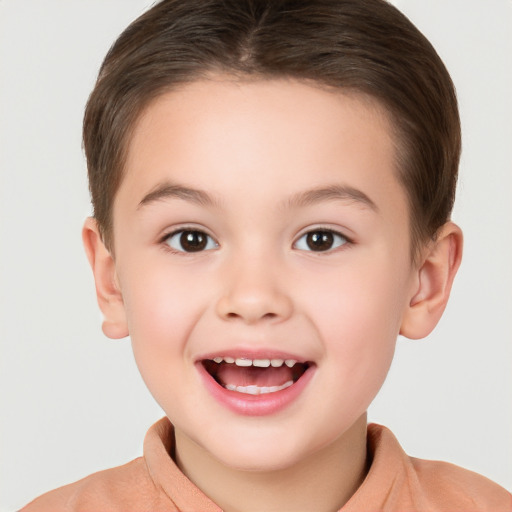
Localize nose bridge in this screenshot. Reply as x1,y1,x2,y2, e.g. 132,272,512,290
215,245,293,324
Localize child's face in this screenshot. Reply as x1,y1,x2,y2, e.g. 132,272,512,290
110,78,419,471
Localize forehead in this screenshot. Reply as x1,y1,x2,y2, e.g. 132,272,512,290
117,77,406,222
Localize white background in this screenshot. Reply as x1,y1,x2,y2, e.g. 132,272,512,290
1,1,511,510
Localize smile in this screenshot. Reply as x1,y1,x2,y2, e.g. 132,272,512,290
198,354,315,415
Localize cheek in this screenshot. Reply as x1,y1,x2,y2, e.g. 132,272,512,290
119,261,207,371
300,255,408,378
305,262,406,336
118,262,215,415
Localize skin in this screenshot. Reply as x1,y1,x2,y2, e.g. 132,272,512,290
83,77,462,512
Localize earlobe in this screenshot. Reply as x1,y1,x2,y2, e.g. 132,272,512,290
400,222,463,340
82,218,129,339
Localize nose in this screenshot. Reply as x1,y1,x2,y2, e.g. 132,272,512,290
215,256,293,325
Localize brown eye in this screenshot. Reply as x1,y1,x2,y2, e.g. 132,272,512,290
295,230,348,252
180,231,206,251
307,231,333,251
166,230,217,252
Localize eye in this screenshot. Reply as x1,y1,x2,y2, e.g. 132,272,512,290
165,229,218,253
294,229,348,252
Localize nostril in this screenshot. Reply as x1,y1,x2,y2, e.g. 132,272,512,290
216,289,293,324
224,310,279,323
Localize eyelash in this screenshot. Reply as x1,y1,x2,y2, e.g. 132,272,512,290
160,227,352,254
160,227,218,255
294,227,352,253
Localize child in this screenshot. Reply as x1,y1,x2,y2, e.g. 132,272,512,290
18,0,511,510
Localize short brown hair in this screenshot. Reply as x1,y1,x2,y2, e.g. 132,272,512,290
83,0,460,259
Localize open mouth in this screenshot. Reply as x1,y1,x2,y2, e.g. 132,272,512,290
201,357,312,395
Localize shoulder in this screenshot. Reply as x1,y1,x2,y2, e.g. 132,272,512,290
409,456,512,511
20,457,174,512
365,423,512,511
19,417,217,512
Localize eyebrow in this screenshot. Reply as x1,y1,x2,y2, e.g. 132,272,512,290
137,181,377,212
138,182,220,209
284,184,378,212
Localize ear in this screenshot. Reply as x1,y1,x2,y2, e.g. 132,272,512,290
400,221,463,340
82,218,129,339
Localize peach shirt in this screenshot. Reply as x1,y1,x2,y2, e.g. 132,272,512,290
22,417,512,511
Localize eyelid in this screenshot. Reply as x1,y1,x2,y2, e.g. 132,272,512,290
159,222,215,240
159,225,219,253
293,226,353,252
295,224,353,241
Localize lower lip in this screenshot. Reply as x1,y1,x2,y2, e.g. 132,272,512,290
197,363,315,416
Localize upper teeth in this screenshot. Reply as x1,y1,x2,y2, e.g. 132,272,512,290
211,357,297,368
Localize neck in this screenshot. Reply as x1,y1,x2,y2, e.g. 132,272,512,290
175,414,368,512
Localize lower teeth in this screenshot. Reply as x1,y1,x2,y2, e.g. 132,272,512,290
224,380,293,395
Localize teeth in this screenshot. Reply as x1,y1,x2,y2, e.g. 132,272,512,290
253,359,271,367
235,358,252,367
210,357,299,368
224,380,293,395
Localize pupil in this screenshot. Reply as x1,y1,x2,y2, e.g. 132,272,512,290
180,231,207,252
307,231,333,251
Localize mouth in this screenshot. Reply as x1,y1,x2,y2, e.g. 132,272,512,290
201,356,312,396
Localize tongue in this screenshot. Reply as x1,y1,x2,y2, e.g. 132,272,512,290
216,364,293,388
